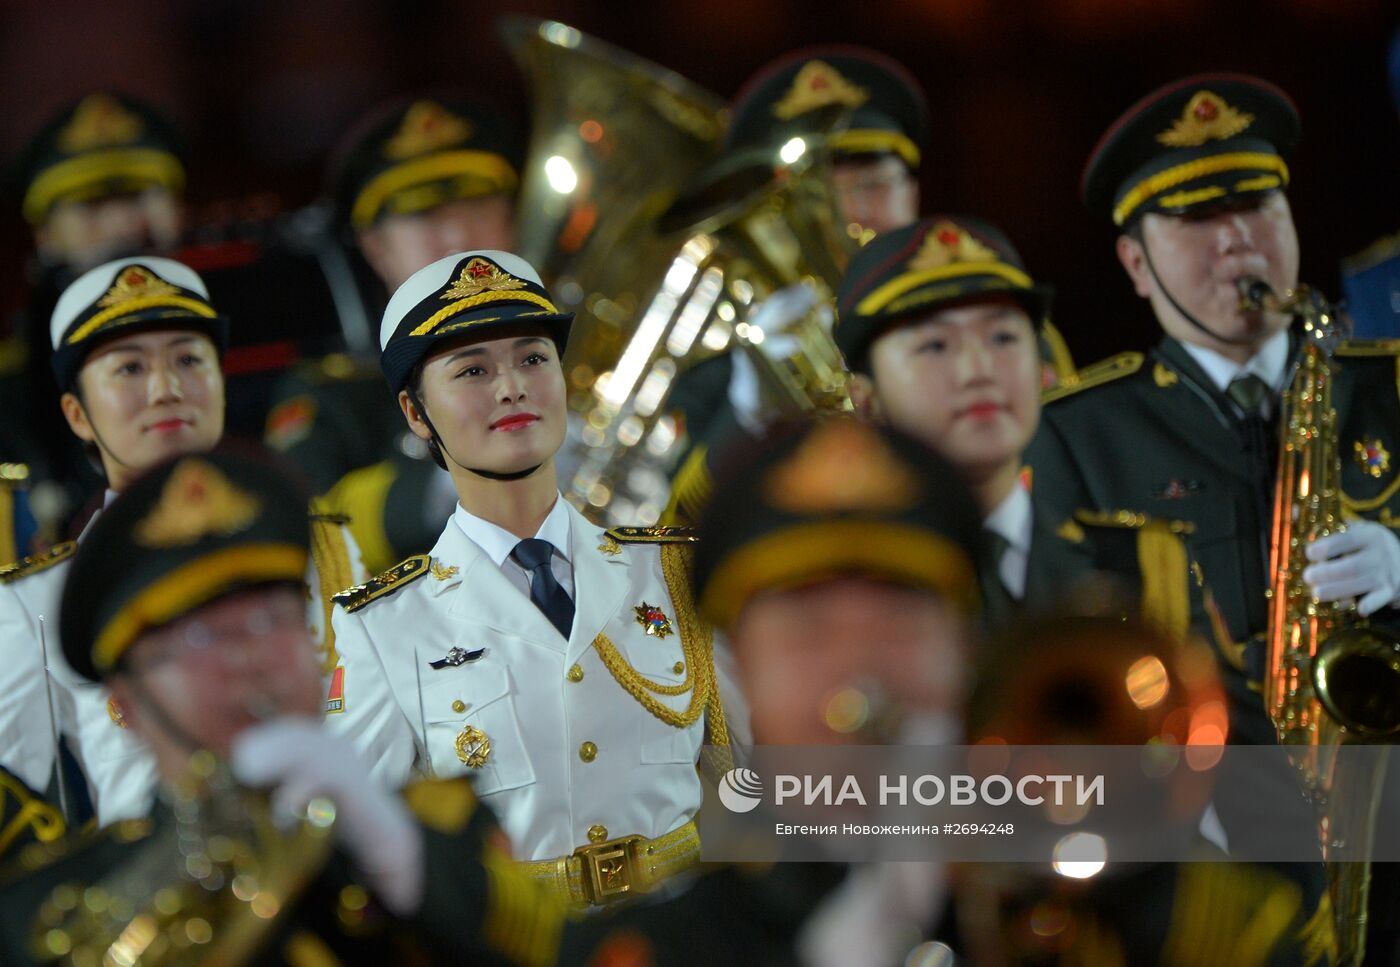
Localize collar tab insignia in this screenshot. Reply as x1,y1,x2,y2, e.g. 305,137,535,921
908,221,998,271
384,101,473,160
765,420,919,514
134,460,260,548
634,602,674,639
97,266,181,310
1156,91,1254,148
1354,437,1390,478
772,61,870,120
58,94,144,154
430,561,460,581
440,257,528,301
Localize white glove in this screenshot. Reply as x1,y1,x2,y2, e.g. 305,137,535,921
1302,520,1400,617
727,281,825,433
231,717,424,915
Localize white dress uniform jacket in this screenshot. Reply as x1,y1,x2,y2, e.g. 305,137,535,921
326,496,729,862
0,506,364,827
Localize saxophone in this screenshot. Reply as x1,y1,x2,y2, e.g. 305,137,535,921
1241,278,1400,967
29,752,333,967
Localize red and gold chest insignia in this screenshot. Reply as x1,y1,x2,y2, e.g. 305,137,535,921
58,94,144,154
384,100,473,160
440,258,527,300
97,266,181,309
134,459,261,548
772,61,869,120
634,602,674,639
1156,91,1254,148
1354,437,1390,478
765,419,919,513
909,221,998,271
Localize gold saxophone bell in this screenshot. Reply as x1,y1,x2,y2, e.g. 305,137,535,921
1243,275,1400,965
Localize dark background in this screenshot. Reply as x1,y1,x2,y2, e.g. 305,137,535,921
1,0,1396,365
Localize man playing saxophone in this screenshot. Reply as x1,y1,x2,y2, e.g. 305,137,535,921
1025,73,1400,963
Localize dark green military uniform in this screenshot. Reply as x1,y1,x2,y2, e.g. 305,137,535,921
262,96,526,566
0,451,561,966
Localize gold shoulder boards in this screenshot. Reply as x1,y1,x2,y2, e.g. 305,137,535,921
1335,339,1400,357
0,541,76,584
1072,509,1195,534
1342,230,1400,275
603,526,700,545
1041,351,1144,404
332,554,429,613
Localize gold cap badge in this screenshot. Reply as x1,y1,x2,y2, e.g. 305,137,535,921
908,221,998,272
97,265,181,310
384,101,473,160
772,61,870,120
1156,91,1254,148
134,460,261,548
440,257,527,300
764,420,920,514
57,94,145,154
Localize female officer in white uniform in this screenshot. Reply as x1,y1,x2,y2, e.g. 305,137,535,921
0,257,362,831
326,250,736,909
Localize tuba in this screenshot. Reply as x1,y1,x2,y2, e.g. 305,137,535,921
29,752,333,967
1242,278,1400,966
504,17,856,524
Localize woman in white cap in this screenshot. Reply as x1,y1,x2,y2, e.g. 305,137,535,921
0,256,362,834
326,249,738,911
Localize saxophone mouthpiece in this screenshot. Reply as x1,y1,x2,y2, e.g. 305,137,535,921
1236,276,1273,311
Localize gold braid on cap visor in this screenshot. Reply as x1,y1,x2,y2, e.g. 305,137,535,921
350,150,519,229
699,519,978,631
854,261,1033,317
64,296,217,346
1111,152,1288,226
92,544,309,673
407,290,560,337
23,148,185,224
830,129,920,168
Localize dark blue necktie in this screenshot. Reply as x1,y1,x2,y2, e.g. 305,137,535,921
512,539,575,639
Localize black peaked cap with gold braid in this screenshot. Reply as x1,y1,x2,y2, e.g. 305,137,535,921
59,450,311,682
691,418,982,632
18,92,185,226
330,96,523,230
834,215,1052,373
1082,73,1300,228
725,46,929,170
48,256,227,390
378,250,572,394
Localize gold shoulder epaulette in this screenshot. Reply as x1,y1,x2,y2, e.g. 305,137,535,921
0,541,76,584
1073,509,1195,534
1041,351,1143,404
332,554,429,613
604,526,700,545
1342,229,1400,275
1335,339,1400,357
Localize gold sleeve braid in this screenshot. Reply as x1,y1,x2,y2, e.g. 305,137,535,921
482,844,565,967
661,444,713,527
309,507,357,674
0,486,15,565
324,460,397,576
0,770,65,857
1133,522,1191,643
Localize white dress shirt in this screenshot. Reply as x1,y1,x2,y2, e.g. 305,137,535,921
983,481,1034,600
1181,328,1290,417
453,495,575,604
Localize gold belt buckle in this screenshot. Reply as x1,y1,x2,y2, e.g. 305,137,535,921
572,834,645,905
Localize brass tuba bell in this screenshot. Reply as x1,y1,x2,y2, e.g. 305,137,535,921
503,17,857,523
